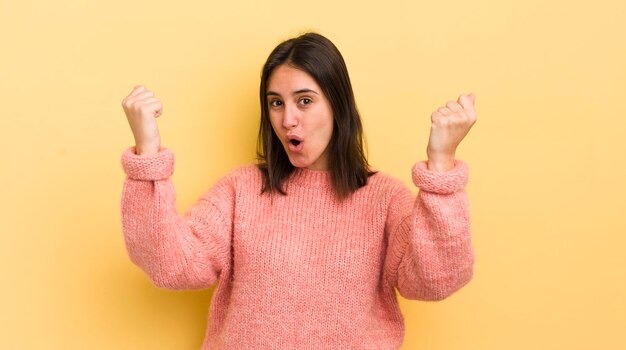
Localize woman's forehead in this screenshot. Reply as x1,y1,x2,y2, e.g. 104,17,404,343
266,65,321,95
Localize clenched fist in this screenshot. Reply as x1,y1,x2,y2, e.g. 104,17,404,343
426,93,477,172
121,85,163,155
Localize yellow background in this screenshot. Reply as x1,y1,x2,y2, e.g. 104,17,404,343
1,0,625,348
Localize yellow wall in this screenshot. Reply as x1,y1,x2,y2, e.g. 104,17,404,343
1,0,625,348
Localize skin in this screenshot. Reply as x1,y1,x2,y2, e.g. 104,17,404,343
121,85,162,155
266,64,334,170
122,78,477,173
427,93,477,172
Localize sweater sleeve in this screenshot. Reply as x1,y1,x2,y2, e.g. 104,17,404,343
382,159,474,301
120,146,234,291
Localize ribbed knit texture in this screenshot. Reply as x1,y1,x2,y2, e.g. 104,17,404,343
120,146,474,350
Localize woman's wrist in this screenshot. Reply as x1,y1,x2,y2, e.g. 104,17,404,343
135,142,161,156
426,151,455,172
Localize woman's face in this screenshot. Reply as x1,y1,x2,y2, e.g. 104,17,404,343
266,64,334,171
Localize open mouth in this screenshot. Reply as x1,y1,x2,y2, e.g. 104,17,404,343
287,136,304,152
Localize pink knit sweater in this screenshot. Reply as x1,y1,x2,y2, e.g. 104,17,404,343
120,146,474,350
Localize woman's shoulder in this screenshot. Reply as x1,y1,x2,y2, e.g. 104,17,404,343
368,168,406,188
365,167,413,197
200,164,262,200
360,168,417,211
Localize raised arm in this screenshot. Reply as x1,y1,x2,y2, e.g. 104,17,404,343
382,160,474,300
382,93,477,300
120,147,235,290
119,85,233,290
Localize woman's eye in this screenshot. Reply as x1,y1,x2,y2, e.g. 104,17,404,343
270,100,282,107
299,98,312,105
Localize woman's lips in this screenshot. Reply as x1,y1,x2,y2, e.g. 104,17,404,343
287,139,304,152
286,134,304,153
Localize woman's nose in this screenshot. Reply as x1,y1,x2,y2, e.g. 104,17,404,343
282,104,299,129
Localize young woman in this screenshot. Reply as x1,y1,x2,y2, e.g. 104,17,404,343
120,32,477,349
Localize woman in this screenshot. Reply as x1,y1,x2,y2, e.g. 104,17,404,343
120,32,476,349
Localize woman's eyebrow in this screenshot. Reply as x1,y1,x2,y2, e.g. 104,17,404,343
293,88,319,95
266,88,319,97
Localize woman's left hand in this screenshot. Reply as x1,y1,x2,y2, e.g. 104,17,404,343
426,93,477,172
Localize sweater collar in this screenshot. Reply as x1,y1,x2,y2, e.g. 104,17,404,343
288,166,333,189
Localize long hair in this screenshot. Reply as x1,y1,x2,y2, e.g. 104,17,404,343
256,32,376,199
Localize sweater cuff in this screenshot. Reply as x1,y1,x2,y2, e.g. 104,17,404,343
411,160,468,194
121,146,175,181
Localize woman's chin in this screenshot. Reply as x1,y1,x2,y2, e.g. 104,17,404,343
286,154,311,169
288,159,309,168
286,149,327,170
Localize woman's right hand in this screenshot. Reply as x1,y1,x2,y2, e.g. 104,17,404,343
122,85,163,155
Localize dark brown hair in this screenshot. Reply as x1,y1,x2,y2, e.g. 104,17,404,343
256,32,376,199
